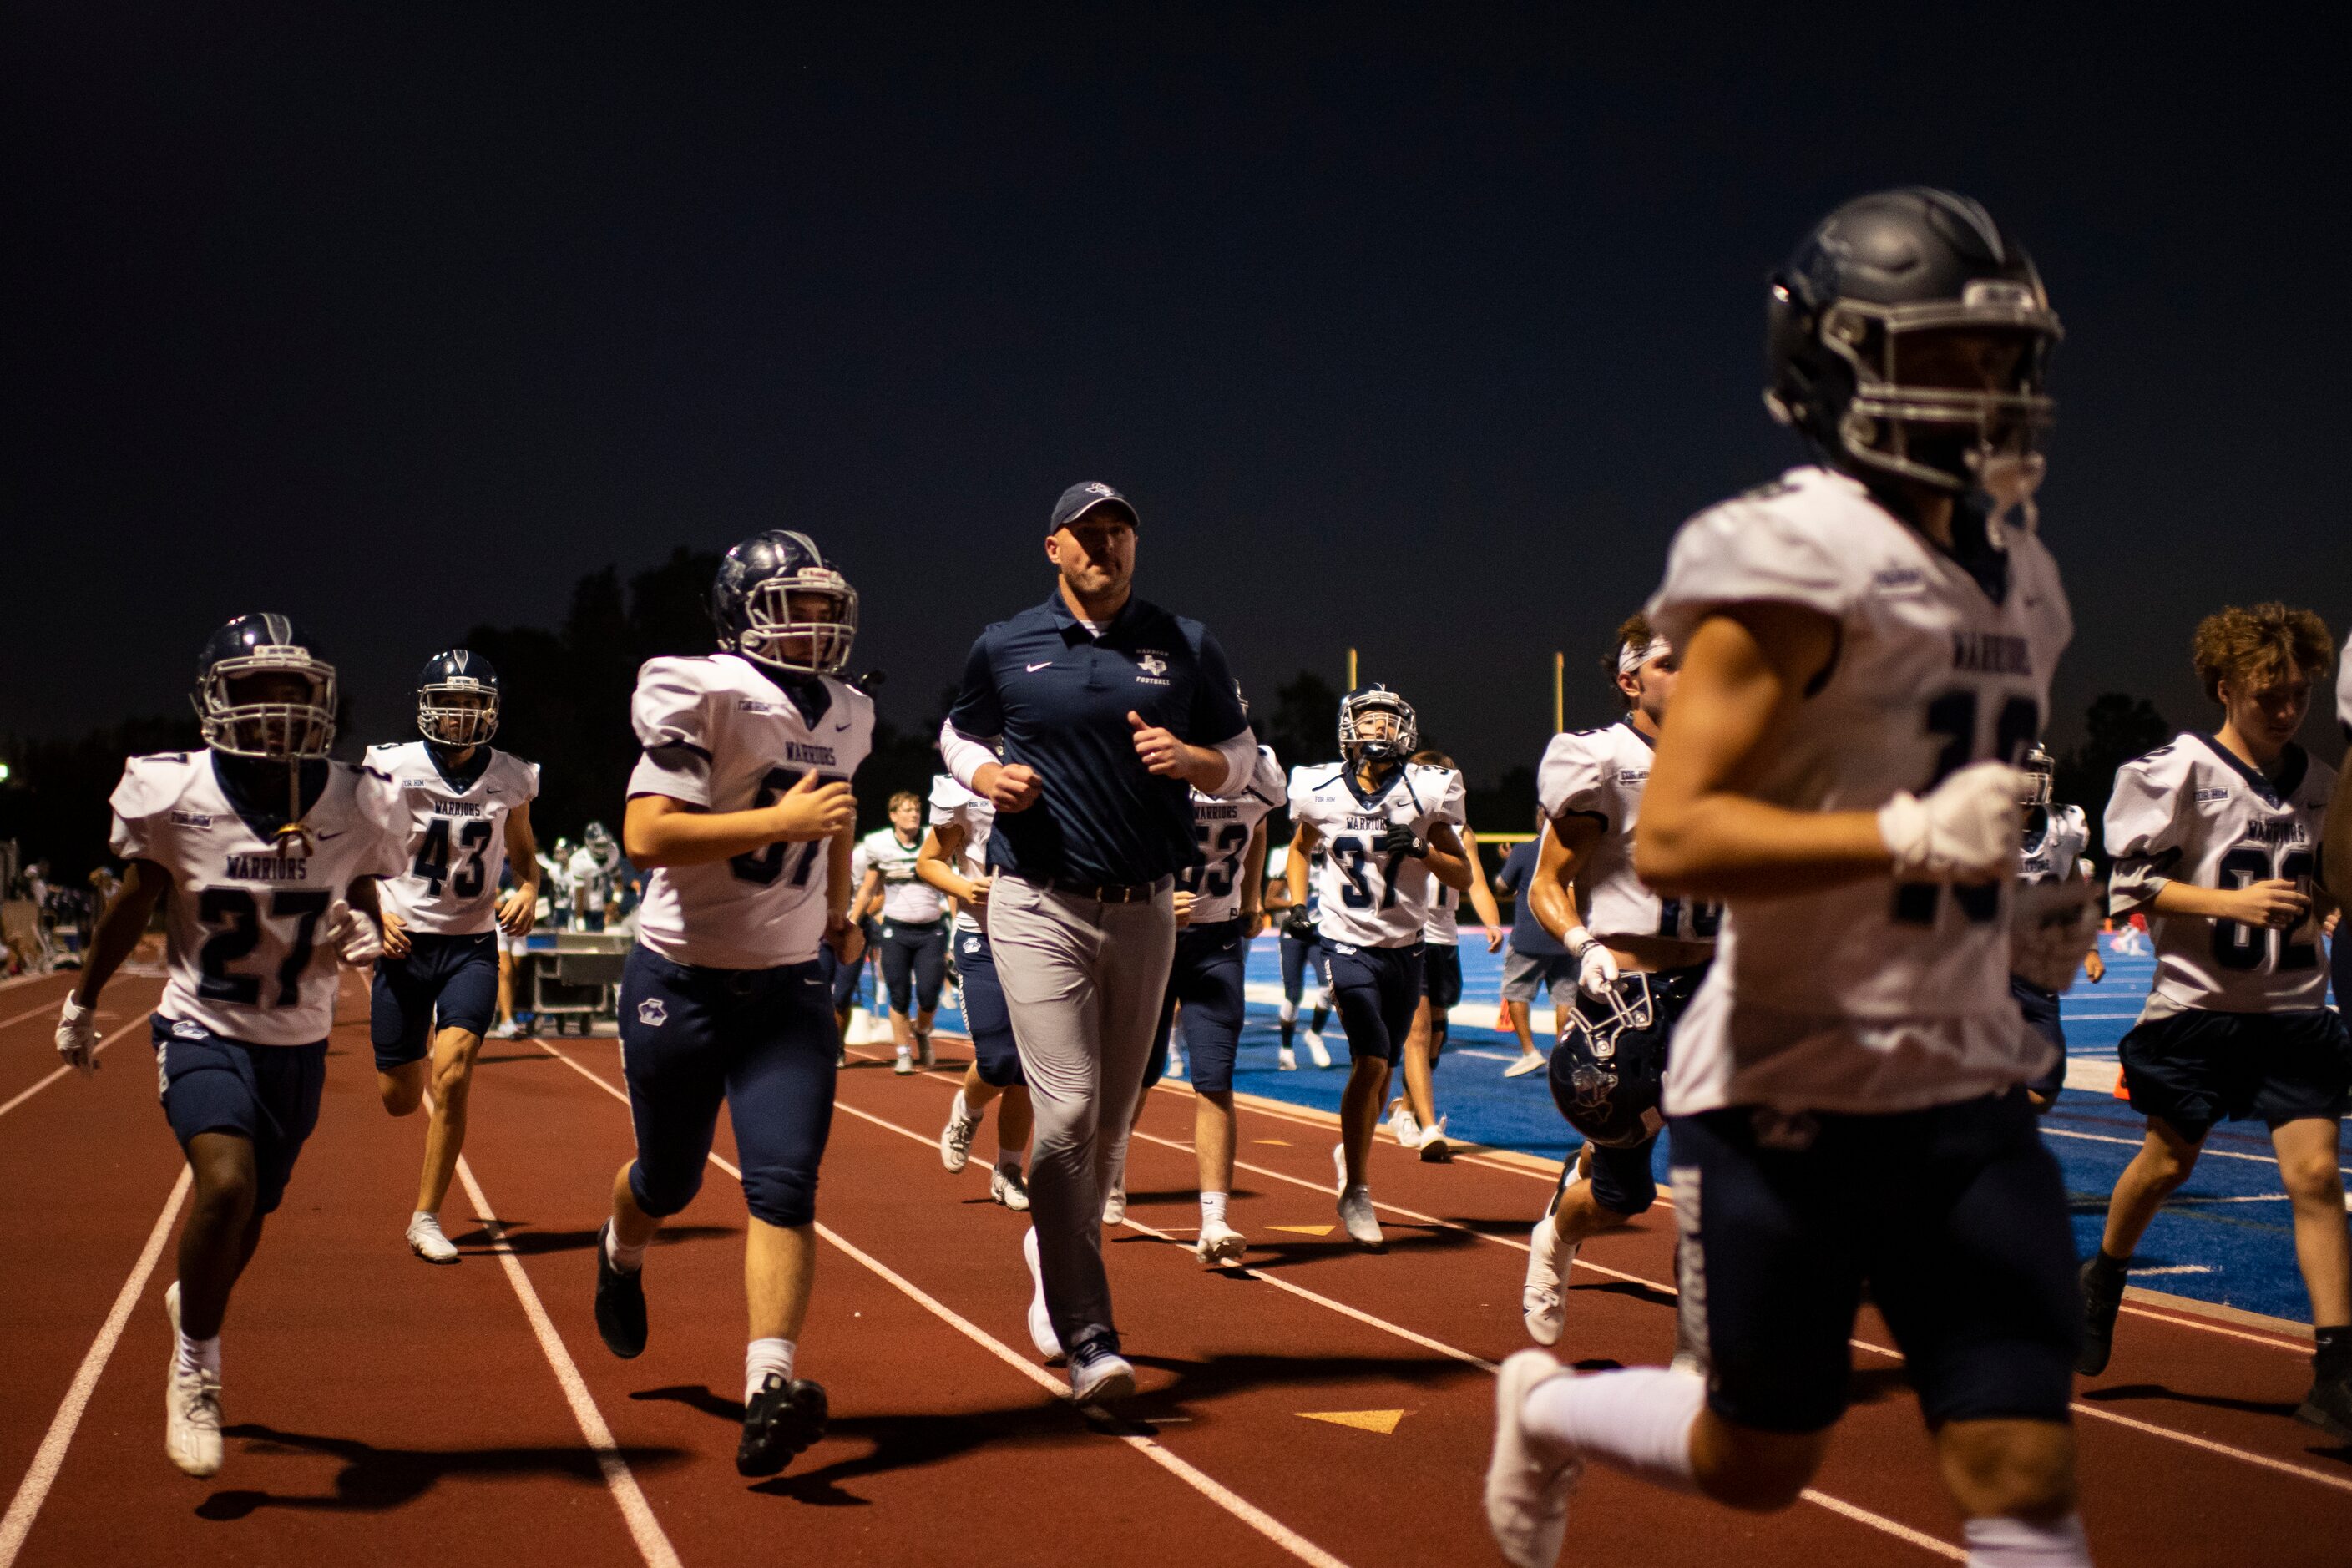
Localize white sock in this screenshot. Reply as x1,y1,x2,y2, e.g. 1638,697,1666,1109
175,1328,221,1379
604,1223,647,1274
411,1208,438,1227
950,1089,970,1123
1963,1514,2091,1566
1201,1191,1228,1227
1279,999,1299,1024
1520,1365,1702,1491
745,1337,796,1403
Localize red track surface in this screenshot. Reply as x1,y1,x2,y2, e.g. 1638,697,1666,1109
3,968,2348,1565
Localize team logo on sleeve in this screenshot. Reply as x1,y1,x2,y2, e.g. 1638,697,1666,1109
636,999,668,1028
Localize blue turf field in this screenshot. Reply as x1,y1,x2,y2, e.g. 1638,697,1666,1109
923,933,2343,1325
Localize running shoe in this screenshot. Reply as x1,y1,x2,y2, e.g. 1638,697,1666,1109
736,1373,828,1477
2297,1364,2352,1440
163,1282,223,1479
1416,1115,1452,1163
407,1211,459,1264
939,1090,982,1171
594,1222,649,1359
990,1165,1031,1212
918,1035,936,1069
490,1019,520,1040
1304,1030,1332,1069
893,1049,915,1076
1102,1183,1127,1225
1387,1098,1420,1147
2076,1254,2125,1376
1022,1227,1062,1358
1277,1045,1297,1071
1067,1329,1136,1405
1484,1350,1583,1568
1502,1052,1545,1080
1165,1046,1185,1080
1521,1217,1571,1346
1196,1219,1247,1267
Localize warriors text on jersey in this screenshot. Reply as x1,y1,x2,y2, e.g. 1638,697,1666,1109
1645,465,2073,1116
110,752,407,1046
2018,804,2092,888
1288,761,1456,948
626,653,874,969
860,824,945,925
1183,746,1287,926
2106,735,2336,1018
1539,717,1719,947
367,741,540,935
926,772,997,934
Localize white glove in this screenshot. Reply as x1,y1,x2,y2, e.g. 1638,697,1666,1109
1877,761,2027,883
325,899,382,966
56,995,100,1076
1569,933,1620,1000
2011,879,2105,993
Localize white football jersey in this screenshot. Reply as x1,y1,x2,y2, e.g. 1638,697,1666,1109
2339,635,2351,739
1539,719,1720,947
110,751,408,1046
1645,465,2073,1116
860,825,944,926
367,741,540,936
625,653,873,969
927,773,997,934
1184,746,1288,926
2018,804,2092,888
1414,767,1469,943
2107,735,2334,1016
1289,760,1455,948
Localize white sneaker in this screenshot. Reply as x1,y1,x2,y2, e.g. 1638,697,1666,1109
939,1091,982,1171
1067,1334,1136,1405
163,1282,223,1479
991,1165,1031,1212
1022,1227,1061,1358
490,1018,521,1040
1522,1217,1571,1346
1338,1186,1383,1248
1416,1115,1452,1164
407,1211,459,1264
1388,1098,1420,1147
1502,1052,1546,1080
1102,1184,1127,1225
1485,1349,1582,1568
1196,1219,1247,1267
1304,1030,1332,1069
1277,1045,1297,1071
893,1050,915,1076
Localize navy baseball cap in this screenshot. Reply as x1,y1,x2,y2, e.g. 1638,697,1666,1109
1050,481,1139,534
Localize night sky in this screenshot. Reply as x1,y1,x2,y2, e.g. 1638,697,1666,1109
7,6,2346,784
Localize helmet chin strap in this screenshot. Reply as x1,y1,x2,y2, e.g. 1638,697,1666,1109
1968,447,2046,535
275,757,316,859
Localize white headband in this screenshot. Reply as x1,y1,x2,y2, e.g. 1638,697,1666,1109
1617,637,1671,676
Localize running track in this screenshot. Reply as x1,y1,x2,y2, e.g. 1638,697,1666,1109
1,968,2345,1565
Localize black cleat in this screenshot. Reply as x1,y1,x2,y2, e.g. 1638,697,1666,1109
2076,1255,2124,1377
736,1374,828,1477
594,1224,648,1359
2296,1367,2352,1441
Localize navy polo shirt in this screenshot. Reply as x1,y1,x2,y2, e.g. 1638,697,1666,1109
1493,839,1567,959
948,591,1248,885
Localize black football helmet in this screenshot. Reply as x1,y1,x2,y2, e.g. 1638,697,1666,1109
1555,977,1665,1148
417,649,500,747
193,614,337,761
2021,741,2056,811
1338,684,1416,766
1765,188,2062,500
711,529,857,678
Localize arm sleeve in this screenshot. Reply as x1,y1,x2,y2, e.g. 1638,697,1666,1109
1185,628,1251,747
1537,734,1608,827
944,632,1005,741
1209,726,1260,797
2104,756,2185,918
1645,493,1854,652
625,659,716,805
518,758,543,803
938,719,999,792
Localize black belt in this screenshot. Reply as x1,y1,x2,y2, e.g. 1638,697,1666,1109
1028,873,1171,905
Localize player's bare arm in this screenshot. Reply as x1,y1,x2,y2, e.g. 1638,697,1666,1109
1528,813,1601,948
917,821,988,913
1285,818,1323,912
1421,822,1474,893
1459,826,1507,951
623,768,855,868
68,857,170,1009
498,799,542,937
2147,874,2311,930
1240,816,1271,938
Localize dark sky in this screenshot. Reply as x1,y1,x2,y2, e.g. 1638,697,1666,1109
7,5,2346,782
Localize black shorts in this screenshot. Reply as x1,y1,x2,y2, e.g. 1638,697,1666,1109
1671,1089,2079,1434
1323,942,1424,1065
370,930,500,1070
2118,1006,2352,1140
153,1016,326,1216
618,945,838,1229
1149,918,1247,1095
2011,976,2065,1101
878,918,949,1015
1423,942,1463,1011
953,928,1023,1088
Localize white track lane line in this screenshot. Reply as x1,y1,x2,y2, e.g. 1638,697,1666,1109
0,999,74,1032
833,1078,1964,1561
0,1015,150,1122
0,1166,191,1568
451,1151,683,1568
532,1039,1354,1568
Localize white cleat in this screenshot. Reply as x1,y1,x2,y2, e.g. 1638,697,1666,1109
893,1050,915,1076
1387,1098,1420,1147
1195,1219,1247,1267
1022,1227,1062,1358
1304,1030,1332,1069
407,1211,459,1264
1416,1115,1452,1164
163,1282,223,1479
1485,1349,1583,1568
990,1165,1031,1211
939,1090,982,1171
1522,1217,1571,1346
1277,1045,1297,1071
1101,1184,1127,1225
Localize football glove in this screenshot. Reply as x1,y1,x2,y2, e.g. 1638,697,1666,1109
325,899,382,965
56,995,100,1076
1568,933,1621,1001
1376,824,1426,860
1877,761,2026,883
2011,879,2105,993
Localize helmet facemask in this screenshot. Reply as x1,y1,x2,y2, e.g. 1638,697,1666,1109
418,680,499,746
196,650,338,761
735,574,858,678
2020,743,2056,811
1338,690,1417,766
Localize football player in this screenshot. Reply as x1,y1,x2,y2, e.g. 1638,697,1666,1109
592,530,870,1479
367,650,542,1264
55,615,405,1477
922,770,1034,1211
857,790,951,1074
2013,742,2102,1113
1389,747,1505,1160
1517,615,1717,1350
1286,685,1474,1247
2079,604,2346,1436
1271,847,1333,1070
1485,190,2099,1568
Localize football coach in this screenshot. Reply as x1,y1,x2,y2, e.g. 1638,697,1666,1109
938,480,1257,1404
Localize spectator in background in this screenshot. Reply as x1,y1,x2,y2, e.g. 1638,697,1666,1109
570,822,620,932
1492,822,1574,1079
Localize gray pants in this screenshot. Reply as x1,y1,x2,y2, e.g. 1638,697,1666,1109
988,873,1176,1348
